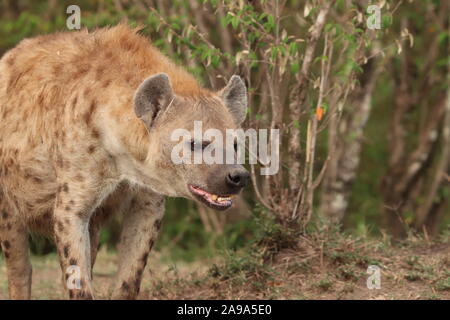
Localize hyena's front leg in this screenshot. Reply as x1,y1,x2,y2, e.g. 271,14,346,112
53,180,111,300
111,191,165,300
0,214,32,300
89,219,101,278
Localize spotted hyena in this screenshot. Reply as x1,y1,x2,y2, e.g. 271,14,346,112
0,24,249,299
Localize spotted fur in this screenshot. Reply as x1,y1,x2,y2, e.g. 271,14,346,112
0,24,246,300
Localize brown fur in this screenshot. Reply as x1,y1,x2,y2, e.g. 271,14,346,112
0,24,246,300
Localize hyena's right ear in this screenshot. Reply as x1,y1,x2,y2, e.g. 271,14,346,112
134,73,174,127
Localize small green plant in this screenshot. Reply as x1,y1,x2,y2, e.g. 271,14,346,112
337,265,360,282
328,251,379,267
287,261,311,274
315,278,333,292
405,272,426,282
434,277,450,291
405,255,420,267
208,209,297,291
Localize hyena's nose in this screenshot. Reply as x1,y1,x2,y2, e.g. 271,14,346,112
226,167,250,190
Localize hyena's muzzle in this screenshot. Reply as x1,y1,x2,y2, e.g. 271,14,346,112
188,164,249,210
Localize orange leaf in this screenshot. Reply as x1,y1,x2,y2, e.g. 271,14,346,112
316,106,324,121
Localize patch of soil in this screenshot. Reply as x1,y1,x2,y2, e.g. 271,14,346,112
0,237,449,300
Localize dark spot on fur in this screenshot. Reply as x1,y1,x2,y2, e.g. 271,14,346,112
1,211,8,219
95,66,105,81
52,65,62,76
156,198,164,207
65,206,71,212
56,195,62,207
69,258,77,266
84,100,97,125
121,281,130,291
6,56,15,66
33,176,43,184
91,129,100,139
56,155,64,168
6,223,12,230
74,65,89,80
87,145,96,154
84,87,91,97
62,183,69,193
63,245,69,258
149,239,154,251
154,219,162,231
140,251,149,265
4,251,10,259
72,96,78,108
134,278,140,292
57,221,64,232
2,240,11,249
121,38,136,52
74,174,84,182
102,79,112,88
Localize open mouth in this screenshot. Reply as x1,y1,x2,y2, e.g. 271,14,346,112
188,184,234,211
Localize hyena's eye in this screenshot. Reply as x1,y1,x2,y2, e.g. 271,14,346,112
190,140,211,151
233,140,238,153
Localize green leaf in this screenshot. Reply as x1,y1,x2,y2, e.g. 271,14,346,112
290,62,300,74
231,16,240,29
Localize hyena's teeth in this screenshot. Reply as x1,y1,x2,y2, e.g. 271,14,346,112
211,195,218,201
218,197,231,202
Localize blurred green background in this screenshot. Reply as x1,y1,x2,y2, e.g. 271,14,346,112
1,0,449,261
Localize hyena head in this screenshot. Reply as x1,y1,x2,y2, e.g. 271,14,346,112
133,73,249,210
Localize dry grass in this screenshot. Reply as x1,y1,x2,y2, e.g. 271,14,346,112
0,231,449,300
142,232,450,300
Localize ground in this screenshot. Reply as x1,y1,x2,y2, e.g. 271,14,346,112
1,231,449,300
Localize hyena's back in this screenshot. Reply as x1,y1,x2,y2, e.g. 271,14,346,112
0,24,201,230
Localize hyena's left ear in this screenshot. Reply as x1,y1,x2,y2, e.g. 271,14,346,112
134,73,174,127
220,75,247,125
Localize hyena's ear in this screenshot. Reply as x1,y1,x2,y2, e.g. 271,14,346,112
220,75,247,125
134,73,174,127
